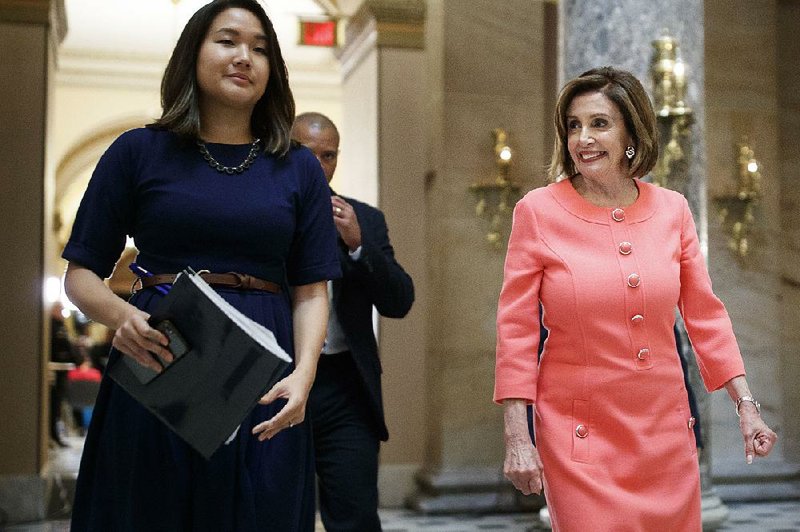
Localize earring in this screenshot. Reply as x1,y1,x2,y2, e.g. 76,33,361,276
625,145,635,160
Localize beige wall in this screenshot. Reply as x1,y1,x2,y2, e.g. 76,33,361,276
423,0,555,469
377,46,429,474
705,0,799,470
339,47,379,203
776,0,800,461
337,5,429,503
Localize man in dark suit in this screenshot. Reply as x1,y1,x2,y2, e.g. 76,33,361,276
292,113,414,531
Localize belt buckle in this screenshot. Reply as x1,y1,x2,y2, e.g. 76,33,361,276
194,269,211,287
228,271,251,289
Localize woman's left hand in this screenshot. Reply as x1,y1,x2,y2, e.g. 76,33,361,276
738,406,778,464
251,370,313,441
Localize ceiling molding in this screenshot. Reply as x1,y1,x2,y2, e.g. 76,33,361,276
56,47,341,93
56,48,167,89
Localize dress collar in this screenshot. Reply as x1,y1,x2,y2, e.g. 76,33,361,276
548,177,659,224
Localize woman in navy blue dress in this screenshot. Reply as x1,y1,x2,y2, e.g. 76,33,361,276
62,1,340,530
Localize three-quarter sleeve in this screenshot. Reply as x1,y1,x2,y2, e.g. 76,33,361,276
62,133,137,279
286,150,341,286
494,197,544,404
678,198,746,391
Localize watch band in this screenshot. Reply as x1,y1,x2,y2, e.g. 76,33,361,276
735,395,761,417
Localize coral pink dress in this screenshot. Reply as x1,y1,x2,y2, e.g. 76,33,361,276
494,179,745,531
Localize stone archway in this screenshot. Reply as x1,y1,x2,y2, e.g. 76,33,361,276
53,117,147,249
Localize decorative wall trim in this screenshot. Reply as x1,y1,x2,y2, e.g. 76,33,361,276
56,48,168,90
342,0,425,53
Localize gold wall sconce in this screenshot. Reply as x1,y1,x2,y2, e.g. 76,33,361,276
469,128,520,249
713,138,763,259
649,31,694,194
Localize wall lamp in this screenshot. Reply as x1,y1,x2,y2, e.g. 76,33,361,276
712,138,762,259
469,128,520,249
649,31,694,194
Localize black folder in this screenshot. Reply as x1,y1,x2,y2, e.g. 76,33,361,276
108,269,291,459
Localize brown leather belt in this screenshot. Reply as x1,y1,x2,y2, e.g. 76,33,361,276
139,272,281,293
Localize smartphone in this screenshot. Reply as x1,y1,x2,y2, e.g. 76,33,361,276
154,319,190,363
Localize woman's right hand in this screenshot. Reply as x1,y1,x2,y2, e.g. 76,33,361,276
63,263,172,371
112,309,172,372
504,437,544,495
502,399,544,495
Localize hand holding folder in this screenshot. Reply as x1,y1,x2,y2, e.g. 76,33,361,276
109,269,291,459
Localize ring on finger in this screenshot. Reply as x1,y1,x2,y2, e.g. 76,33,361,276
335,207,343,215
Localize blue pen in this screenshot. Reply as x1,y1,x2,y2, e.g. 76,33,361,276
129,262,171,295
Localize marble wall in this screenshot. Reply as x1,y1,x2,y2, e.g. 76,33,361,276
561,0,706,231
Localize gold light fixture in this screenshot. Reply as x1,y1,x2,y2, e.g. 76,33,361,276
469,129,520,249
649,31,694,193
713,138,762,259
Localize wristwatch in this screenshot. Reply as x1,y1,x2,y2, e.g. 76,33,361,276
735,395,760,417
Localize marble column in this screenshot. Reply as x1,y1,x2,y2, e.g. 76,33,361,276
0,0,65,524
408,0,557,513
559,0,727,528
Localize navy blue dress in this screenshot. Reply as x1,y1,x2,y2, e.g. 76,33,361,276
63,127,341,531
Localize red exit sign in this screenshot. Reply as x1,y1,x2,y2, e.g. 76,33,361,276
299,19,337,47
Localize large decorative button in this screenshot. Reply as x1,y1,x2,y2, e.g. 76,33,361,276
575,424,589,438
611,208,625,222
627,273,641,287
688,417,696,429
619,241,633,255
637,348,650,360
631,314,644,325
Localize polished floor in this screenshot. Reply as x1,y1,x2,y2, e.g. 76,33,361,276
6,501,800,532
7,435,799,531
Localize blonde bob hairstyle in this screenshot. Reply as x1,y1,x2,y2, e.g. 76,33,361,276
548,66,659,182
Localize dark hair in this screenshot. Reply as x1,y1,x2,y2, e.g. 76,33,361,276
548,66,658,181
150,0,295,156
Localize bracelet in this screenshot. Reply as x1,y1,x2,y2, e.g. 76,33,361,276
735,396,760,417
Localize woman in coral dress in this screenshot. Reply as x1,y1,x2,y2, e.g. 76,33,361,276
494,67,777,531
